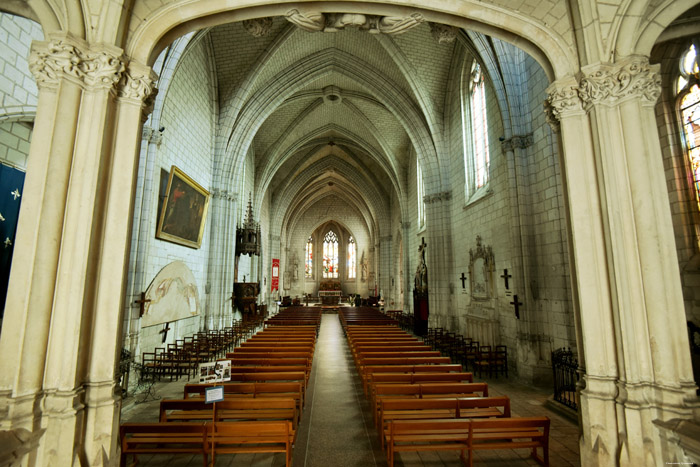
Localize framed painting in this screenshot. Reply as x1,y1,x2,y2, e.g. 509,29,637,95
156,166,210,249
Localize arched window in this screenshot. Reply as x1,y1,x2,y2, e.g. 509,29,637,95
305,236,313,278
678,43,700,210
417,159,425,228
347,236,356,279
323,231,339,278
463,60,490,199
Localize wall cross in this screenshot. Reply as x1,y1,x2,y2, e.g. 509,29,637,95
159,322,171,344
500,269,512,290
459,272,467,289
510,295,523,319
134,292,151,317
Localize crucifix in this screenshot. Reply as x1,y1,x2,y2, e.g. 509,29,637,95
159,322,171,343
510,295,523,319
134,292,151,317
459,272,467,289
227,291,235,312
500,269,512,290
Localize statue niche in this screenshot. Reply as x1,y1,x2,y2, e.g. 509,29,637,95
469,235,494,301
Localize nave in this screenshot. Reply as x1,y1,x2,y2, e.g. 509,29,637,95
120,314,580,466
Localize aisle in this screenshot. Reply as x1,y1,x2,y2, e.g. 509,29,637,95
293,314,382,466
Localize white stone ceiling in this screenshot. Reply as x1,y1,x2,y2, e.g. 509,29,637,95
206,15,460,240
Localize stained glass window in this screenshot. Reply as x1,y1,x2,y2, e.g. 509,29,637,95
305,236,313,277
678,44,700,211
470,62,490,189
347,236,356,279
323,231,339,278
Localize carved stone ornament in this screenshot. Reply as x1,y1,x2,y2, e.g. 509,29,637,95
429,22,458,44
118,62,158,103
285,10,424,35
545,78,582,121
578,58,662,105
469,235,494,301
423,191,452,204
29,38,125,90
243,17,274,37
501,134,533,152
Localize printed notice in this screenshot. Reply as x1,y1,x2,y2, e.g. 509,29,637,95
205,386,224,403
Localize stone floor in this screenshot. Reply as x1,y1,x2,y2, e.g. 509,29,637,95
120,315,581,466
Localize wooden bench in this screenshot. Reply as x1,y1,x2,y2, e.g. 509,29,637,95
367,372,473,395
371,382,489,427
209,420,293,467
378,396,511,448
361,364,463,395
183,382,304,420
120,422,208,467
386,417,550,467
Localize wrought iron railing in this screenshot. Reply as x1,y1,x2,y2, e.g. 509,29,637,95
552,347,579,411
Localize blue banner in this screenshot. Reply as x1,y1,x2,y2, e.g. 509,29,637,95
0,164,25,318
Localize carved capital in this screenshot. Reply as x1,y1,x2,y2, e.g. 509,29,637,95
545,77,583,121
423,190,452,204
118,61,158,103
29,36,125,91
578,57,661,106
501,133,533,152
243,17,274,37
429,22,457,44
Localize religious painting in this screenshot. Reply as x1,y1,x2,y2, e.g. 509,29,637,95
156,166,210,249
469,235,494,301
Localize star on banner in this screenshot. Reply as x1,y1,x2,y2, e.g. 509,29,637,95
4,237,12,248
0,213,4,222
11,189,20,200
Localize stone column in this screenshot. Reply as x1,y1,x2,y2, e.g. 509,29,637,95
547,57,697,466
0,33,156,466
401,221,411,313
206,189,237,327
423,191,454,329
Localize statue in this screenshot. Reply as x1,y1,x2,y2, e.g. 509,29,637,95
360,252,368,281
414,237,428,293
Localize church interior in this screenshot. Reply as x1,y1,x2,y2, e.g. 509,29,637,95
0,1,700,465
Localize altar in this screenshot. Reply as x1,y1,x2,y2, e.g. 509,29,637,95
319,290,341,305
318,281,342,305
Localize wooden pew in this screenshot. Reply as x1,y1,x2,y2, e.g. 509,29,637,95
120,422,208,467
378,396,511,448
183,382,304,420
361,364,463,395
371,382,489,427
159,398,298,432
209,420,294,467
385,417,550,467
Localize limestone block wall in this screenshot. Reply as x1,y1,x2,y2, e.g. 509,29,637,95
0,121,31,169
436,49,575,383
0,13,42,120
137,38,216,353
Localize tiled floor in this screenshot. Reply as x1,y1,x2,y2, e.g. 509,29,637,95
120,314,581,466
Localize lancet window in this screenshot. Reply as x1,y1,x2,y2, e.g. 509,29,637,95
323,231,339,278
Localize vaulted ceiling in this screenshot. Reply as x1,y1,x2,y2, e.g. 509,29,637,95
204,15,468,243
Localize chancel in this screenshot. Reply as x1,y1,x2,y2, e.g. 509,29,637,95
0,1,699,466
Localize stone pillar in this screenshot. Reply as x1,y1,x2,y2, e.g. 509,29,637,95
401,221,411,313
547,56,697,466
423,191,454,329
206,189,237,327
0,34,156,466
123,124,162,357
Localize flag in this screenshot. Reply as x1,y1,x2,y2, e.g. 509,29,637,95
0,164,25,318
